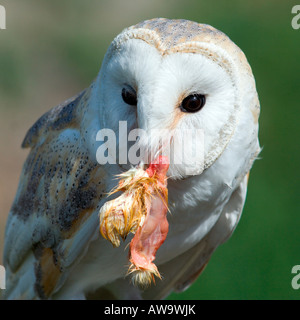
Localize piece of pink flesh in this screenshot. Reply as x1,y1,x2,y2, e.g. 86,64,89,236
129,156,169,271
145,155,169,182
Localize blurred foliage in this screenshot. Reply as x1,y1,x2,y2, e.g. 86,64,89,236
0,0,299,300
0,48,24,95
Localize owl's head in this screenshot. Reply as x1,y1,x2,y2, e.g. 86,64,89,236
93,18,259,179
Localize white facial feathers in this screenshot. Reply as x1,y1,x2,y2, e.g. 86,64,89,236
93,19,258,178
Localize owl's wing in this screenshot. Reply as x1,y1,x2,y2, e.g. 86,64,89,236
3,87,106,299
141,173,249,299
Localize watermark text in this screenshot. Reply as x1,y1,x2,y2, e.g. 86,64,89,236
292,5,300,29
95,121,205,176
291,265,300,290
0,265,5,289
0,5,6,30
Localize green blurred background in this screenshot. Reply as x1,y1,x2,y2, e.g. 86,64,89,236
0,0,299,300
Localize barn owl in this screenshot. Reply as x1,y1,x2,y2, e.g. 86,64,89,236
2,18,260,300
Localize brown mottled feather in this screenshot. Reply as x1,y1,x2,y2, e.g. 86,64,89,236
22,90,86,149
3,83,106,299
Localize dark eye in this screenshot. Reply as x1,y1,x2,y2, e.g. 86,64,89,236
122,86,137,106
180,94,206,113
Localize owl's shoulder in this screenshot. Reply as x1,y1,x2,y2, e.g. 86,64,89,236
22,89,86,149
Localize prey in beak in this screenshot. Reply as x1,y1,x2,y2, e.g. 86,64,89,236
99,156,169,287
